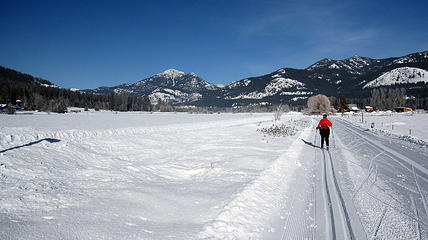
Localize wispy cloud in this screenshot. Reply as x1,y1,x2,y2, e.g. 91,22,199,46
239,1,339,37
240,14,289,36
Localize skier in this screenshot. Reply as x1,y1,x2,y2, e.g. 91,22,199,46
316,113,333,150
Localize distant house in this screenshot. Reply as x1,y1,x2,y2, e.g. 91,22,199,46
348,104,360,113
11,104,22,110
339,107,349,113
16,99,23,107
0,103,20,114
365,106,374,112
394,107,412,112
0,104,6,113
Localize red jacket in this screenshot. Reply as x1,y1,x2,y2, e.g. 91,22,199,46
317,118,332,130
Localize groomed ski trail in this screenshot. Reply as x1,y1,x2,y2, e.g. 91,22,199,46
313,127,366,240
334,118,428,239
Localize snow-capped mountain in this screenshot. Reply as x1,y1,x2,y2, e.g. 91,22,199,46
88,69,219,104
305,55,398,75
363,67,428,88
221,68,313,104
87,51,428,107
213,51,428,107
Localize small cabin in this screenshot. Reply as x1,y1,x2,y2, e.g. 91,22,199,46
11,104,22,110
365,106,374,112
16,99,23,107
0,104,6,113
394,107,412,112
339,107,350,113
348,104,360,113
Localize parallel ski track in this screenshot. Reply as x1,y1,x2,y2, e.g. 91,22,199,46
336,119,428,214
321,149,355,240
335,119,428,179
335,118,428,231
327,150,356,239
321,149,336,239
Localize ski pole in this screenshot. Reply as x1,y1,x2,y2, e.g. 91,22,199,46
314,128,317,145
332,126,336,148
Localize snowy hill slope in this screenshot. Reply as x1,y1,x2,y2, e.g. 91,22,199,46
306,55,389,75
363,67,428,88
88,69,218,104
225,75,309,100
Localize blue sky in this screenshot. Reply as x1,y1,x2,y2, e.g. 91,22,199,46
1,0,427,89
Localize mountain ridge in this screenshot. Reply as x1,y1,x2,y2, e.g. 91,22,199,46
3,50,428,109
87,69,219,104
83,50,428,107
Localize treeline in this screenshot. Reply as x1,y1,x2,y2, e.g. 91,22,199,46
176,104,294,114
309,87,427,114
346,87,427,110
0,82,157,113
0,66,161,113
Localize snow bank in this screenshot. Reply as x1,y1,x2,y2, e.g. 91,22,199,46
198,127,312,239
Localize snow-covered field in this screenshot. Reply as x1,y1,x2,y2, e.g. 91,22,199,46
0,112,310,239
1,111,427,239
341,111,428,145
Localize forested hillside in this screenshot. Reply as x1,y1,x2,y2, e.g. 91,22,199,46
0,66,154,112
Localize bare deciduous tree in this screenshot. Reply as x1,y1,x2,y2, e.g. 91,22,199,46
328,96,337,110
370,87,407,110
273,104,290,122
307,94,331,113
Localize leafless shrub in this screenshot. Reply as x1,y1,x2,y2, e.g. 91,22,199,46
258,119,311,137
307,94,331,114
273,104,290,122
258,124,298,137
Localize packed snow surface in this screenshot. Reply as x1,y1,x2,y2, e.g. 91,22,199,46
1,111,427,239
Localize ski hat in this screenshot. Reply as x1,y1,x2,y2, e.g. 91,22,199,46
322,113,327,117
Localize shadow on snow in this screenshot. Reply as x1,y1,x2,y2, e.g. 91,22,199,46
0,138,61,154
301,138,321,149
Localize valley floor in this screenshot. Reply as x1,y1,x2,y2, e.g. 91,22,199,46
0,112,427,239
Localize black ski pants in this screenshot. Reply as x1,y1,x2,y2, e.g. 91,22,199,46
319,128,330,148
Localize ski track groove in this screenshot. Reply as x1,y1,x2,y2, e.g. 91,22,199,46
337,119,428,213
327,150,355,239
367,189,428,228
312,140,318,240
353,162,376,201
372,206,388,239
373,182,418,209
337,119,428,233
322,149,336,240
410,195,422,240
335,119,428,179
320,147,356,240
412,166,428,217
